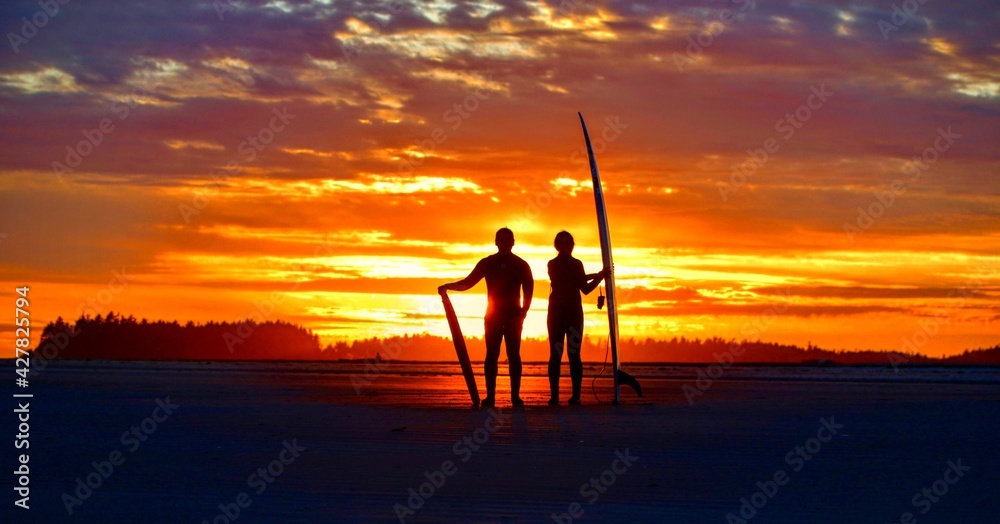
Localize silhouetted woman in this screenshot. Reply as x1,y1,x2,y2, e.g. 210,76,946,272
547,231,608,405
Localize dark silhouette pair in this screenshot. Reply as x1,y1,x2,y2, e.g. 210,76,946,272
439,228,608,407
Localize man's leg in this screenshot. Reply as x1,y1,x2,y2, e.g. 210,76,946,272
483,318,502,405
567,320,584,403
505,317,524,403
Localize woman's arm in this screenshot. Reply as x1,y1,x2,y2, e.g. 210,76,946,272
580,266,610,295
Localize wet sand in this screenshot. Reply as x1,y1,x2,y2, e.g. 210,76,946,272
17,363,1000,523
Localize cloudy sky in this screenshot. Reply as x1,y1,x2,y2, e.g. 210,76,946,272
1,0,997,357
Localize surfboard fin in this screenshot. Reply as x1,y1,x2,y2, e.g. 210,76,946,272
617,369,642,398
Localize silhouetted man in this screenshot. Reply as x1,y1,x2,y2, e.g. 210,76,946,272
439,228,533,407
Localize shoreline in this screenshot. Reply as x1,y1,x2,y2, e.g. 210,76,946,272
10,359,999,388
11,357,1000,370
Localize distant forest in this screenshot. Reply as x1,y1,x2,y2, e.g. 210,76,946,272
33,313,324,361
30,312,1000,364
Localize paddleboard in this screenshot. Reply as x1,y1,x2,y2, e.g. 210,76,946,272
578,112,643,404
440,290,480,407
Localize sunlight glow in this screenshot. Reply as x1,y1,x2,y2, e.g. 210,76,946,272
0,67,78,93
165,140,225,151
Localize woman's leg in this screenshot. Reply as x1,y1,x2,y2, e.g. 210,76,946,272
547,315,565,402
567,319,584,402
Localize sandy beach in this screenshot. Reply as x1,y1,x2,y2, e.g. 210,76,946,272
11,361,999,523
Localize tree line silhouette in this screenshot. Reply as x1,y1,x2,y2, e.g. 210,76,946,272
34,312,323,360
31,313,1000,364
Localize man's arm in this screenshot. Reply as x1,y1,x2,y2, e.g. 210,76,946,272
520,262,533,318
439,260,485,294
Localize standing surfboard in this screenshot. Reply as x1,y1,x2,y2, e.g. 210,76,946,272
440,290,480,407
578,112,642,404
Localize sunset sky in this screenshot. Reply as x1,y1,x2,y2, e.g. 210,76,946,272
1,0,997,358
